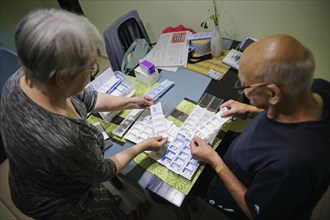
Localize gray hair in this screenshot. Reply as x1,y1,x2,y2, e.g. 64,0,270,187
15,8,103,85
255,49,315,97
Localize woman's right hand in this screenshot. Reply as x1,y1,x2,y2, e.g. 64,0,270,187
140,136,168,152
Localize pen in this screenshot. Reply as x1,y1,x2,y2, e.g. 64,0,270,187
106,80,122,94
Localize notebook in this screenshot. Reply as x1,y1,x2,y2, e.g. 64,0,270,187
221,49,242,70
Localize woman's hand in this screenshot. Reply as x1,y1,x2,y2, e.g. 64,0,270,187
126,96,154,110
135,96,154,109
140,136,168,152
92,94,154,112
109,136,167,173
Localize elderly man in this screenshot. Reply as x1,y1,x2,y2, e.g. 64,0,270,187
190,34,330,220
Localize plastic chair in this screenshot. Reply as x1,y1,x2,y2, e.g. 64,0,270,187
103,10,151,72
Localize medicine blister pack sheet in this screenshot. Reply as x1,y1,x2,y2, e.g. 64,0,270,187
156,105,230,180
124,108,179,146
116,101,230,180
157,132,199,180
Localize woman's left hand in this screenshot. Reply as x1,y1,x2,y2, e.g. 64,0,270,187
131,96,154,109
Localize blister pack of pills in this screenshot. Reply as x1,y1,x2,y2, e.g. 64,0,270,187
150,102,168,137
156,107,230,180
198,93,224,112
124,110,153,144
112,79,174,138
157,132,199,180
192,107,230,144
121,99,231,180
179,105,214,135
124,107,175,145
112,109,144,137
146,79,174,100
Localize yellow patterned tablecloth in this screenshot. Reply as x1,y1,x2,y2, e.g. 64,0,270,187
186,49,231,81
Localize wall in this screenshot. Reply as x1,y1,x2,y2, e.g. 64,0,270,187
0,0,328,80
0,0,60,52
80,0,329,81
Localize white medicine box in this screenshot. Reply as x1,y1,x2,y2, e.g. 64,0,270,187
134,66,159,86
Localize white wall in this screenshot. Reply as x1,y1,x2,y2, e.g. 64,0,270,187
0,0,60,52
1,0,329,80
80,0,329,81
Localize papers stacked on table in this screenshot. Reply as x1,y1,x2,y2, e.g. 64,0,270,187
143,31,190,72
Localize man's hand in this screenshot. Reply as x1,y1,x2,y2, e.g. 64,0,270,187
220,99,263,120
190,136,219,166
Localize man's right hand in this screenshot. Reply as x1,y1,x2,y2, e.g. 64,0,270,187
190,136,220,167
220,99,263,120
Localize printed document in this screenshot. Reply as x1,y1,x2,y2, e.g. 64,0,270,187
144,31,189,68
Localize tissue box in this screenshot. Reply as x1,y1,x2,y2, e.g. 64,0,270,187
134,66,159,85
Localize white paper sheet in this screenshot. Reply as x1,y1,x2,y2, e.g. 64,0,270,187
144,32,189,68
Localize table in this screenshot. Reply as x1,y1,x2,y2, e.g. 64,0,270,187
94,41,241,220
102,69,213,206
102,61,239,204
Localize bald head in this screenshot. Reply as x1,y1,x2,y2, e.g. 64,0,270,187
239,34,315,97
245,35,308,64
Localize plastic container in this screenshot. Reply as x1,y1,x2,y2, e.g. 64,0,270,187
98,71,136,122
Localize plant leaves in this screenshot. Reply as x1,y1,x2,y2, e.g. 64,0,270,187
200,21,209,29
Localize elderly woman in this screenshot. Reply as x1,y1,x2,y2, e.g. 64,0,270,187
0,9,167,219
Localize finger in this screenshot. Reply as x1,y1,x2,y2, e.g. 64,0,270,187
221,108,236,117
191,138,199,147
189,139,197,148
155,135,164,141
220,99,233,108
154,136,167,145
193,135,203,142
160,137,168,144
144,95,152,101
144,96,155,103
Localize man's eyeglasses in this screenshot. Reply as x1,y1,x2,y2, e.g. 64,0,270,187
89,62,99,81
234,79,272,94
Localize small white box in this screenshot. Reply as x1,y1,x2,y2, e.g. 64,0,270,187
134,66,159,85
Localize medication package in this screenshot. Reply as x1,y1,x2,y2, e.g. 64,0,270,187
115,101,231,180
